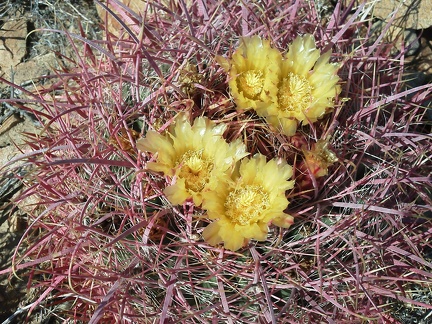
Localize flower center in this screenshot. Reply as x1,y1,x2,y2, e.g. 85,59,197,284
278,73,313,112
238,70,265,99
177,150,214,192
224,185,270,225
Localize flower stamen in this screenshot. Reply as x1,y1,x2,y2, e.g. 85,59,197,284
238,70,265,99
177,150,214,192
224,185,269,225
278,72,313,112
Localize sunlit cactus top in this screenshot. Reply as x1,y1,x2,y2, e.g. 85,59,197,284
218,36,282,111
136,114,248,206
202,154,295,251
260,34,341,136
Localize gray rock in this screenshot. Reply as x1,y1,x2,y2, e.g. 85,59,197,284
373,0,432,30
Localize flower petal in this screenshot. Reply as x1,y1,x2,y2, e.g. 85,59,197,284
202,222,223,247
164,180,191,205
272,214,294,228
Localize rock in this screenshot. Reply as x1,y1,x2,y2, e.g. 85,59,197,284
0,52,58,92
403,28,421,56
373,0,432,30
95,0,193,36
96,0,146,35
369,20,420,56
0,19,27,69
0,17,59,91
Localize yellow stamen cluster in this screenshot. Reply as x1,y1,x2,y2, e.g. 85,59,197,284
238,70,265,99
224,185,270,226
278,73,313,112
177,149,214,193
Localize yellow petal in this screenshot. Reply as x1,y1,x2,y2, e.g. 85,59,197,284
218,222,246,251
202,185,229,219
216,55,231,72
137,132,175,163
146,161,171,174
202,221,223,247
236,222,268,241
272,214,294,228
284,34,320,77
164,180,191,205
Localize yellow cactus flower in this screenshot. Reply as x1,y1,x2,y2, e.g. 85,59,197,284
202,154,295,251
218,36,282,111
258,34,341,136
137,114,248,206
